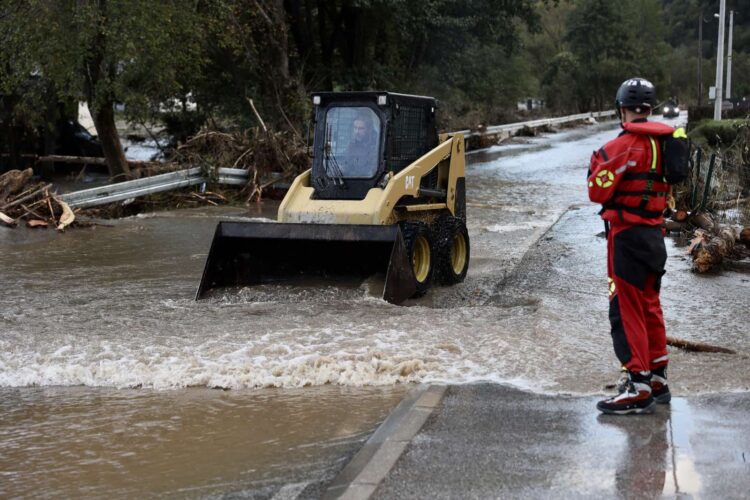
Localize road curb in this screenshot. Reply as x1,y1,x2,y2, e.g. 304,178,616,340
323,384,447,500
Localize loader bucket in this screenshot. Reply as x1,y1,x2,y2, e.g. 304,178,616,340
196,222,417,304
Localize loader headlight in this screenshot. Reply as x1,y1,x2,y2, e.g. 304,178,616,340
674,107,680,113
663,106,670,113
313,96,321,105
378,95,387,106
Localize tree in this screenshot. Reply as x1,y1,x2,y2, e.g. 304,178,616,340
0,1,205,180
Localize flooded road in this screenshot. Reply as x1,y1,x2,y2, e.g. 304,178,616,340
0,385,406,498
1,115,747,497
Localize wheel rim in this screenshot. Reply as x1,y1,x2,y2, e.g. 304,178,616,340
412,235,431,283
451,232,467,275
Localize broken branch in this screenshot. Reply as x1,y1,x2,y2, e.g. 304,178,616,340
667,335,736,354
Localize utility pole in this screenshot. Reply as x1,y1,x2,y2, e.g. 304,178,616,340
698,13,704,106
726,10,734,101
698,14,703,105
713,0,726,120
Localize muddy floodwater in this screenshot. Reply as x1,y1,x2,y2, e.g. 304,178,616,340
2,116,748,497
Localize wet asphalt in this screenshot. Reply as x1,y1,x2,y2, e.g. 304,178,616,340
373,385,750,499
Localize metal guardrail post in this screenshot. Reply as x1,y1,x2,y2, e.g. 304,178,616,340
691,148,702,208
700,153,717,211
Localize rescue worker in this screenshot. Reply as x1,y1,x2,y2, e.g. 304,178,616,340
588,77,676,415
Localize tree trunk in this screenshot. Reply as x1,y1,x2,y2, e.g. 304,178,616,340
316,0,333,90
689,226,739,273
91,101,130,181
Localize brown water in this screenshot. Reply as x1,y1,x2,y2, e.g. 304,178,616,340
1,117,747,497
0,385,406,498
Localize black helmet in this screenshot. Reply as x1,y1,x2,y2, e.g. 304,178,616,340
615,78,657,116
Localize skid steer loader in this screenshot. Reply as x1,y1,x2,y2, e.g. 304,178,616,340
196,91,469,304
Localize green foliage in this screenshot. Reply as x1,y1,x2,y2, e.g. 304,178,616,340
690,119,749,148
3,0,750,140
1,1,205,126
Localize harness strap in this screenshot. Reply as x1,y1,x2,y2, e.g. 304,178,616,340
614,190,667,197
604,204,663,218
638,136,660,209
622,172,665,181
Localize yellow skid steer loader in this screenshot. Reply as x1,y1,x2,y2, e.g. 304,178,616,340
196,92,469,304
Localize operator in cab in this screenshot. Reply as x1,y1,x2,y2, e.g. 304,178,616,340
344,112,379,177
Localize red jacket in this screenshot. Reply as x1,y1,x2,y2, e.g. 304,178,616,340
588,120,675,226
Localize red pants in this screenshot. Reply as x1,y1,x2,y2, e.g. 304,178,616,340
607,224,668,373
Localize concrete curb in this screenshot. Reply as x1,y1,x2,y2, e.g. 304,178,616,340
323,384,447,500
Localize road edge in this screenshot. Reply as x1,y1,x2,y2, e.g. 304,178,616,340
322,384,447,500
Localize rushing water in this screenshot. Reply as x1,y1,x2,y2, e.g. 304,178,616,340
2,115,748,497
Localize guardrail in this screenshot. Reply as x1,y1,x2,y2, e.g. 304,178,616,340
59,110,616,209
450,110,616,138
59,167,249,208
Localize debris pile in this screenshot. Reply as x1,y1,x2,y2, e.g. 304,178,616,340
664,209,750,273
0,168,75,230
172,127,309,202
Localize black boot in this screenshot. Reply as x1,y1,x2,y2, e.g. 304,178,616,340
651,366,671,404
597,371,655,415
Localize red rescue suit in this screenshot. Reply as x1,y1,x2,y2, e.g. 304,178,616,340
588,120,674,374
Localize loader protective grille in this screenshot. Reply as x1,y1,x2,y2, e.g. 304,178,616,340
389,106,428,170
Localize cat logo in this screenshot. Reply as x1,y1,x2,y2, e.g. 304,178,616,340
596,170,614,188
405,175,415,190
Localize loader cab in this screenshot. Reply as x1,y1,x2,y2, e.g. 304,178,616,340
311,92,439,200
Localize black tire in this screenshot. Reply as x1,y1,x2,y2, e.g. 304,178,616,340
400,221,434,297
435,216,470,285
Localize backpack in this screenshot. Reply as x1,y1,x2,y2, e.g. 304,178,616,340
660,127,689,184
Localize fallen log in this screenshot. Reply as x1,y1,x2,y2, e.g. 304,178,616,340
689,226,739,273
689,211,715,232
36,154,108,166
35,155,151,167
667,335,736,354
712,197,749,210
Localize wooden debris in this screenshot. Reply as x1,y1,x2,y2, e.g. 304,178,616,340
247,98,268,132
0,212,16,227
0,168,34,201
173,126,308,203
689,211,715,232
0,183,53,211
36,155,108,166
54,197,75,231
690,227,738,273
190,192,219,206
688,219,744,272
0,169,83,230
667,335,736,354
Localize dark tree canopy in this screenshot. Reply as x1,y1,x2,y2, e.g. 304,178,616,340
1,0,749,174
